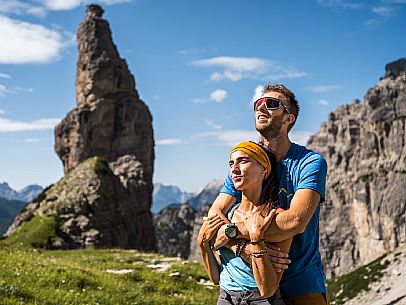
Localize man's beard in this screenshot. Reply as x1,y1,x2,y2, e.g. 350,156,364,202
256,113,284,140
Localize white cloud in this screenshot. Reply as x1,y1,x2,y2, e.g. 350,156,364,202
372,6,395,16
0,15,65,64
209,89,228,102
317,99,329,106
0,117,60,132
306,85,342,93
19,138,41,143
317,0,365,9
41,0,132,11
156,138,185,145
205,119,222,130
0,108,5,115
0,84,7,96
196,130,258,146
41,0,83,10
251,85,263,106
289,131,313,146
0,0,46,17
0,72,11,79
0,83,35,97
190,56,306,82
192,98,207,104
196,129,313,147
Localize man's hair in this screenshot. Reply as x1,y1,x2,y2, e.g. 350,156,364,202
262,83,300,131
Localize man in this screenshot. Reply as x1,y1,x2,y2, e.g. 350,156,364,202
208,83,329,305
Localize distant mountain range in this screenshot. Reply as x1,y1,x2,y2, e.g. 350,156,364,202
0,182,43,202
152,180,224,214
0,182,44,236
152,183,194,214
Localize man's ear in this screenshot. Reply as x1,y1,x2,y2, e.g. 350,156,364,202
285,113,295,125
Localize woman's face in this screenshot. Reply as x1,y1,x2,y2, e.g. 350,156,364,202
229,150,267,191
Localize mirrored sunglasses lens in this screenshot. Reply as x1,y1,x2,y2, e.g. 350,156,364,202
265,98,280,109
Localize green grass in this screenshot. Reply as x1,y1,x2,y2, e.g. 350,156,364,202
0,215,62,249
0,247,218,305
0,236,394,305
327,254,390,305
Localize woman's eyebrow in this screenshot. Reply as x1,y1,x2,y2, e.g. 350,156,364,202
234,157,250,162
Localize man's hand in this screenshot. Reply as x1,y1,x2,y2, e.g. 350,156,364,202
246,208,277,241
266,243,291,272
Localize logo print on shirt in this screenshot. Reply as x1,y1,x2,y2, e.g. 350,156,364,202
279,188,294,199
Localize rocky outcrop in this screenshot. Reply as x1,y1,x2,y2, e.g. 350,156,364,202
189,204,210,261
188,181,223,260
308,58,406,278
154,204,195,258
6,157,154,249
6,4,155,250
153,180,223,259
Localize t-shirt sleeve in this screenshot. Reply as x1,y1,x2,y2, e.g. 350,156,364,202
220,173,242,203
297,153,327,202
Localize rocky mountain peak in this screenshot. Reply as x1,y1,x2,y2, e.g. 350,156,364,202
308,58,406,278
384,57,406,79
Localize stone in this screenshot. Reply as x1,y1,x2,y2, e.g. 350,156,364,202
154,204,195,258
308,58,406,278
6,4,155,251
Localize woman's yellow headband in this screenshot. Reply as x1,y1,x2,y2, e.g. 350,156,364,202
230,141,271,178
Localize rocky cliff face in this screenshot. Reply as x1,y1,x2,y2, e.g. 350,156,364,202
153,180,223,259
154,204,195,258
308,58,406,278
6,4,155,250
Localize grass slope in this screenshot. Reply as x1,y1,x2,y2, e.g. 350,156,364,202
0,247,218,305
0,235,393,305
327,253,390,305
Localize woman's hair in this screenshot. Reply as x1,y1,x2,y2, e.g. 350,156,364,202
257,143,279,216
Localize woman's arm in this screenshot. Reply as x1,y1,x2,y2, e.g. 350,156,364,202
250,241,279,297
246,209,292,297
197,214,225,284
208,193,236,223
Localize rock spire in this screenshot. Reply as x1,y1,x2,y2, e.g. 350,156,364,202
6,4,155,251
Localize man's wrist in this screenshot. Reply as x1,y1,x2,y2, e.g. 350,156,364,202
249,233,264,242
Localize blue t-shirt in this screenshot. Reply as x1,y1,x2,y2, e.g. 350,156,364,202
220,143,327,297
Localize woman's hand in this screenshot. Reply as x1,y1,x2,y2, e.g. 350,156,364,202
246,208,277,241
198,214,226,246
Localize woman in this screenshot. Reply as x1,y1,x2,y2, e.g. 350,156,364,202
198,141,292,305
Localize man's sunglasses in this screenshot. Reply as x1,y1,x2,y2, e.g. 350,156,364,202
253,97,290,114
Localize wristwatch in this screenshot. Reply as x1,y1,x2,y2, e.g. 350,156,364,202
225,223,238,239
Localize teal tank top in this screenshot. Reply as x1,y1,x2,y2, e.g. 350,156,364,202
219,204,258,292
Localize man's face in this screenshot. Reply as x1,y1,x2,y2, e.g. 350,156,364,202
255,91,289,139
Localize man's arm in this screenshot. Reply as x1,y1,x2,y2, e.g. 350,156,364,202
233,189,321,242
208,193,236,223
264,189,321,242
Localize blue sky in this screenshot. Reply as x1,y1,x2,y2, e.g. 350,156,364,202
0,0,405,193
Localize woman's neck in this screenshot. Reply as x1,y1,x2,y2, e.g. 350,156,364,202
240,187,262,211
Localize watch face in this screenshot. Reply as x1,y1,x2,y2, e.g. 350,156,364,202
225,224,238,239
